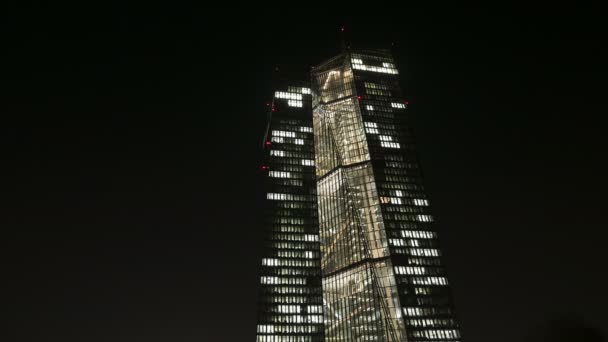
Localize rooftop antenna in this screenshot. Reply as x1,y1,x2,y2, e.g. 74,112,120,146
339,26,349,52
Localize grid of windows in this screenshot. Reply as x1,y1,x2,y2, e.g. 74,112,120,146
255,84,324,342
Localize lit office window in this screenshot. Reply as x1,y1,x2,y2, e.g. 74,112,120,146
352,63,399,74
394,266,428,275
272,130,296,138
381,141,401,149
288,100,303,107
411,276,448,285
275,91,303,100
401,230,436,239
416,214,434,222
270,150,285,157
413,198,429,206
269,171,292,178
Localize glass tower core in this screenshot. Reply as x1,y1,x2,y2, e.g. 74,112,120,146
311,50,462,342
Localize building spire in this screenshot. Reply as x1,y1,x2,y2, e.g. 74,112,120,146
339,26,349,52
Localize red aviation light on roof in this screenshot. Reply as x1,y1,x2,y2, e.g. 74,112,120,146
264,140,272,146
405,101,409,105
260,165,269,171
357,96,363,100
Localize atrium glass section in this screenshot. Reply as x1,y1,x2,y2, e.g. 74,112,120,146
255,83,325,342
312,53,406,342
312,50,462,342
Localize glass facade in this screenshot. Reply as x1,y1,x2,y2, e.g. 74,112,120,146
254,49,462,342
256,83,325,342
312,50,462,342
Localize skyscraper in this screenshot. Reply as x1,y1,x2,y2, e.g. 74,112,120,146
255,49,462,342
312,49,461,342
255,81,325,342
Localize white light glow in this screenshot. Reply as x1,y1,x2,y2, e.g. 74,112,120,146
352,63,398,74
288,100,303,107
272,130,296,138
269,171,292,178
381,141,401,149
275,91,303,100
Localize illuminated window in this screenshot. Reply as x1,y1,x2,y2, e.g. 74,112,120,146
272,130,296,138
260,276,307,285
275,91,303,100
269,171,292,178
413,198,429,206
403,307,424,317
391,102,406,109
416,214,433,222
394,266,428,275
401,230,436,239
301,159,315,166
352,63,398,74
411,276,448,285
381,141,401,149
288,100,303,107
294,139,304,145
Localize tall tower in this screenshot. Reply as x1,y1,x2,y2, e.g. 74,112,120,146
312,50,462,341
255,81,325,342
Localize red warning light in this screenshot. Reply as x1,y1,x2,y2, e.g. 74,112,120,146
357,96,363,100
405,101,409,105
261,165,269,171
265,141,272,146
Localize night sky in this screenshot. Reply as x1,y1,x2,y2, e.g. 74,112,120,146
3,4,606,342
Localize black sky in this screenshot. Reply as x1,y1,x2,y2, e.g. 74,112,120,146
3,4,607,342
